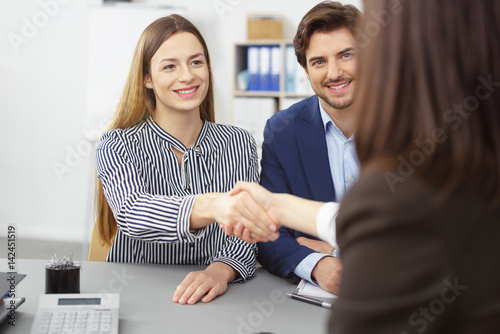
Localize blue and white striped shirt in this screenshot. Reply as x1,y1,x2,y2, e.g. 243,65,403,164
96,117,258,281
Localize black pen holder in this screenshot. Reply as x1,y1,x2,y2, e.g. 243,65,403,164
45,255,81,294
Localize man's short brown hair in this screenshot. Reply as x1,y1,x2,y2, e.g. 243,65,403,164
293,1,361,68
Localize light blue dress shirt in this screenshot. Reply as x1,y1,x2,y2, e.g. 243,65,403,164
293,101,360,282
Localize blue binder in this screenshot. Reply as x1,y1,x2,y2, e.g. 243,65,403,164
285,45,296,93
270,46,281,91
247,46,260,91
258,46,272,91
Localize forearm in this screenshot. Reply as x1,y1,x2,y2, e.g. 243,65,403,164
270,193,324,237
111,192,200,242
190,193,223,229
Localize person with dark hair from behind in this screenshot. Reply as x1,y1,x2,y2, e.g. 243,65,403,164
256,1,362,295
228,0,500,332
94,14,277,306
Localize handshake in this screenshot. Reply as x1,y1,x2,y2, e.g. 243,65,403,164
219,181,281,244
206,181,323,244
194,181,322,244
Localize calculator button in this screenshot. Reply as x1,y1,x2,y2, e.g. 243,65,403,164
88,314,100,320
38,324,49,333
100,323,112,333
75,319,86,326
51,323,63,330
88,323,100,332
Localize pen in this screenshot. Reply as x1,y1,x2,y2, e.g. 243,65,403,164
287,293,332,309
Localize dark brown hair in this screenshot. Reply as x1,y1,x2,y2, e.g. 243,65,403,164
293,1,362,68
96,14,215,245
355,0,500,202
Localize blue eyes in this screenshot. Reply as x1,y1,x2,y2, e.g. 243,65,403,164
311,53,353,67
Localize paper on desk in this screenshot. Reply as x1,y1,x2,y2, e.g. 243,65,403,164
296,279,338,304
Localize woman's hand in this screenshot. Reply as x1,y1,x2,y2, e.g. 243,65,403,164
192,187,278,241
219,181,280,243
172,262,236,304
226,181,325,242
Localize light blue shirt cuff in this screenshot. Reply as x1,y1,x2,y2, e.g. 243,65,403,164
293,252,333,283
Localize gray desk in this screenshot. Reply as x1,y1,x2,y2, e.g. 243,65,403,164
1,259,329,333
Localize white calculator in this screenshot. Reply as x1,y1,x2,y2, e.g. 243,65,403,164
29,293,119,334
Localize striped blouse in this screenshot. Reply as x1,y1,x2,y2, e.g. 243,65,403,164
95,116,258,281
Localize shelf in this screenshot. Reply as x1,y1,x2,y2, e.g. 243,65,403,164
232,40,315,145
233,40,314,110
234,91,281,98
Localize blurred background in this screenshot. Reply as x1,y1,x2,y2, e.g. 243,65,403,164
0,0,362,261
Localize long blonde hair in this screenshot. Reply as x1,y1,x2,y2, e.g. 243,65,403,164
95,15,215,245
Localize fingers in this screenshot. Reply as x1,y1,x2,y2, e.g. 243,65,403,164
173,276,208,305
229,181,244,196
223,220,279,243
201,288,220,303
242,226,279,243
172,274,194,304
225,181,280,242
230,181,257,196
241,225,251,242
233,222,244,237
221,222,264,244
172,270,227,305
268,231,280,241
232,191,277,237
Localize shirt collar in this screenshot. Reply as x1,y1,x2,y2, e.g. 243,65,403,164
318,100,355,141
318,100,333,132
146,115,211,153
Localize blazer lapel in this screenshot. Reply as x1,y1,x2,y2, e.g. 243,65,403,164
295,96,336,202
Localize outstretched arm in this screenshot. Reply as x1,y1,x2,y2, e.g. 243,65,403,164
230,181,324,238
191,191,277,241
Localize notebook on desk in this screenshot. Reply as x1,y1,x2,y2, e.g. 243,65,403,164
296,279,338,305
0,272,26,324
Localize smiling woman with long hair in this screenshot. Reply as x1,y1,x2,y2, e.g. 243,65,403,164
93,14,276,305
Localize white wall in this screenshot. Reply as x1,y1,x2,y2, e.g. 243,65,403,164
0,0,362,245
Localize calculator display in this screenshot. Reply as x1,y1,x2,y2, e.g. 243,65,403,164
57,298,101,306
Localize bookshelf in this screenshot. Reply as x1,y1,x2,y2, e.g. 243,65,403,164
232,40,314,149
233,40,314,111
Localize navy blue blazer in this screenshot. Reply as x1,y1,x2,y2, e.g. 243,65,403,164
257,95,336,279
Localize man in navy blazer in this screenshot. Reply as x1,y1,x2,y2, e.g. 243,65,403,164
257,2,362,294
